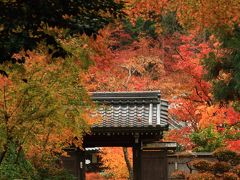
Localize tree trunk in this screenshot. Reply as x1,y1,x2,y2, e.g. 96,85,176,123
0,144,8,165
0,151,7,165
123,147,133,180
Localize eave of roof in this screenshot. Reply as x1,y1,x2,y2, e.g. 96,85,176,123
90,91,161,102
90,125,169,133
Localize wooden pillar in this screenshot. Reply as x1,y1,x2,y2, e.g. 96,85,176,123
78,149,86,180
133,135,141,180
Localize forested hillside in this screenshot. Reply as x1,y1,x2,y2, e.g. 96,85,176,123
0,0,239,179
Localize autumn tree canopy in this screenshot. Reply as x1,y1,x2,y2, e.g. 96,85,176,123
0,51,94,178
0,0,124,178
0,0,124,63
0,0,240,179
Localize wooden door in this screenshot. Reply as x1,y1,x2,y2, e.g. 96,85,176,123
141,151,168,180
62,150,80,179
61,149,85,180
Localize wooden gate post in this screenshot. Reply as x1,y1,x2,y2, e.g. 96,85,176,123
133,135,141,180
78,149,86,180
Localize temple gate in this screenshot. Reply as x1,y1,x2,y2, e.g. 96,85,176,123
62,91,170,180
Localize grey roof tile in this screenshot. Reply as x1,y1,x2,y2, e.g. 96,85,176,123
91,91,169,128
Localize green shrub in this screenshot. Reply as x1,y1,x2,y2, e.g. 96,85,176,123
0,143,35,179
190,126,224,152
0,142,75,179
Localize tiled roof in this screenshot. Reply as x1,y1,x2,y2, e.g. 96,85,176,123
85,147,101,151
91,91,169,128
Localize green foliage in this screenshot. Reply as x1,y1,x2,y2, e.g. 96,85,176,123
203,25,240,111
123,17,158,40
116,12,182,48
160,11,183,35
60,35,94,70
34,167,76,180
0,142,35,179
0,57,89,145
0,142,76,179
0,0,124,62
224,123,240,140
190,126,224,152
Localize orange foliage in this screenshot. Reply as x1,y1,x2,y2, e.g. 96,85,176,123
199,106,240,128
81,27,192,98
226,140,240,152
167,34,213,132
81,19,240,152
125,0,240,31
171,0,240,31
164,127,193,150
100,147,132,179
0,75,11,90
165,33,240,147
81,0,240,156
0,50,93,170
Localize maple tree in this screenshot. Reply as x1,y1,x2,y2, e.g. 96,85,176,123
0,49,92,178
164,32,240,151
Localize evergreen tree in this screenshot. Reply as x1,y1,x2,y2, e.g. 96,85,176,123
203,25,240,111
0,0,124,63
